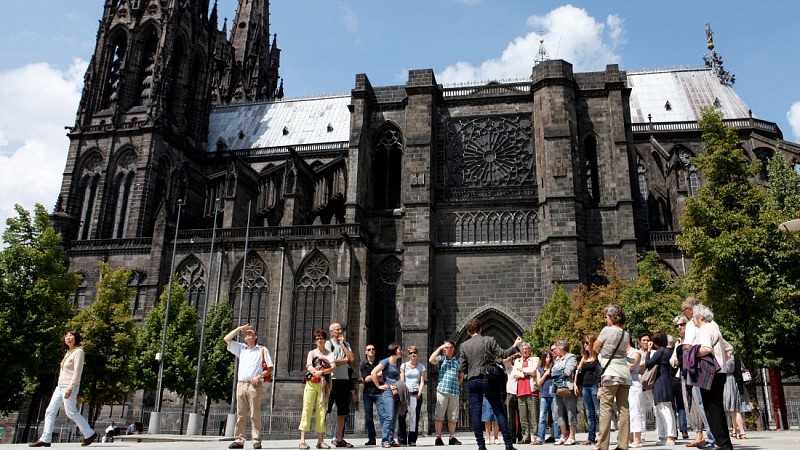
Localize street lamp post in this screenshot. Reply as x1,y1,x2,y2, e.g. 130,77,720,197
148,199,184,435
187,198,221,435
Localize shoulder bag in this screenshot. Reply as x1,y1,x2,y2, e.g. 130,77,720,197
640,351,662,391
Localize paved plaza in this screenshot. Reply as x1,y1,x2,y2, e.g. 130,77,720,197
2,431,799,450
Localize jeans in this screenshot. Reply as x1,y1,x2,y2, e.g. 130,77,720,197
536,397,561,441
467,378,512,448
363,390,383,440
379,389,397,444
582,385,600,442
39,386,94,443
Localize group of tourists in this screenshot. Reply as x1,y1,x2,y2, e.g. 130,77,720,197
25,298,751,450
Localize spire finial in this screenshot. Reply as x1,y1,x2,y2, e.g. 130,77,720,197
703,22,735,86
534,37,550,66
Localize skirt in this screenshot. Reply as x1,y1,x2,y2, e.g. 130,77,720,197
482,397,497,422
723,374,753,413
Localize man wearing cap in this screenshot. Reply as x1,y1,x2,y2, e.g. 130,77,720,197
224,324,273,449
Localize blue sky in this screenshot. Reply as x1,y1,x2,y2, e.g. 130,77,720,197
1,0,798,236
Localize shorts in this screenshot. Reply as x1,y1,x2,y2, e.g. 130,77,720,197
327,379,351,416
435,391,460,422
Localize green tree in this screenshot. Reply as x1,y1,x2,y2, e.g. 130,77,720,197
621,252,686,340
67,262,137,425
0,204,80,414
568,259,628,352
199,301,235,433
525,284,572,354
134,281,199,402
677,107,800,375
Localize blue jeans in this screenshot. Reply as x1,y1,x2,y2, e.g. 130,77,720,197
379,389,397,444
582,385,600,442
363,390,383,440
467,378,512,448
537,397,561,441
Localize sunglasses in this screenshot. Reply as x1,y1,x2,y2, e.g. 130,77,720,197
366,348,375,351
408,351,417,355
675,323,686,328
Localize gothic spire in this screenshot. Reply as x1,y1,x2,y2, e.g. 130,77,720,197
703,23,735,87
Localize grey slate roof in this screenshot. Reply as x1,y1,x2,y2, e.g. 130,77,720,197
207,94,351,152
206,68,755,152
627,68,751,124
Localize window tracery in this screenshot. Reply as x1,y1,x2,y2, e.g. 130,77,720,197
289,254,333,373
177,255,206,313
231,255,269,333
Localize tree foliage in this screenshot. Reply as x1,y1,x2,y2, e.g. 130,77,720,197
0,204,80,413
567,259,628,352
621,252,687,340
677,107,800,375
525,284,571,354
199,301,235,433
134,281,199,401
67,262,137,425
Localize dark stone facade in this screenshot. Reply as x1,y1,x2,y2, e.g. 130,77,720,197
29,0,800,435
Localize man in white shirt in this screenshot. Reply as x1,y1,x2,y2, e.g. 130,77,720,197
326,322,355,448
224,324,273,449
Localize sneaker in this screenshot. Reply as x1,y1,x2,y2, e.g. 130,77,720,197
666,439,677,446
449,436,462,445
656,440,666,446
28,442,51,448
435,437,445,446
682,433,690,440
228,443,244,449
254,442,262,450
493,438,500,445
81,433,99,447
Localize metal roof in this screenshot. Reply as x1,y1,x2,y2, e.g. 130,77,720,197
627,68,751,124
207,94,351,152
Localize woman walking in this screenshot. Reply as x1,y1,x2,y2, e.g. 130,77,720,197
30,331,98,448
298,329,336,450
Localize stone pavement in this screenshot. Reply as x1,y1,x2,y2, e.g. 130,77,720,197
2,431,798,449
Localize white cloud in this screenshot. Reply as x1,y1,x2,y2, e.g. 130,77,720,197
437,5,624,84
339,7,359,34
0,59,86,238
788,101,800,141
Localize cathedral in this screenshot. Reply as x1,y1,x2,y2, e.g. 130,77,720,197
33,0,800,435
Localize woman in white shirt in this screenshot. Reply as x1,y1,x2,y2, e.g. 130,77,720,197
400,345,426,446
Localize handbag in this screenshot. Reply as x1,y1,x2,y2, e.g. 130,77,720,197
261,347,272,382
556,386,574,397
482,359,506,383
640,350,661,391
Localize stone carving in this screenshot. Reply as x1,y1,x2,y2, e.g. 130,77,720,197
446,115,533,188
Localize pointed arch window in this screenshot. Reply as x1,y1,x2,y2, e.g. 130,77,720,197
230,255,270,334
102,32,127,110
73,274,88,309
289,254,333,373
177,255,207,313
368,258,402,357
166,38,188,120
678,148,699,196
77,154,103,240
135,29,159,107
112,152,137,238
127,270,146,313
584,136,600,204
373,126,403,210
637,162,648,202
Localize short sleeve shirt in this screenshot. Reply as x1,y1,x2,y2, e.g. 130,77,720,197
435,355,461,395
401,362,426,392
228,341,272,381
380,357,402,385
325,339,352,379
597,326,629,359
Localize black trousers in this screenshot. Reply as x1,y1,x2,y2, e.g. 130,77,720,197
700,373,732,450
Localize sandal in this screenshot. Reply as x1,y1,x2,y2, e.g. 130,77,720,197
299,444,311,450
738,433,747,439
317,443,331,449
